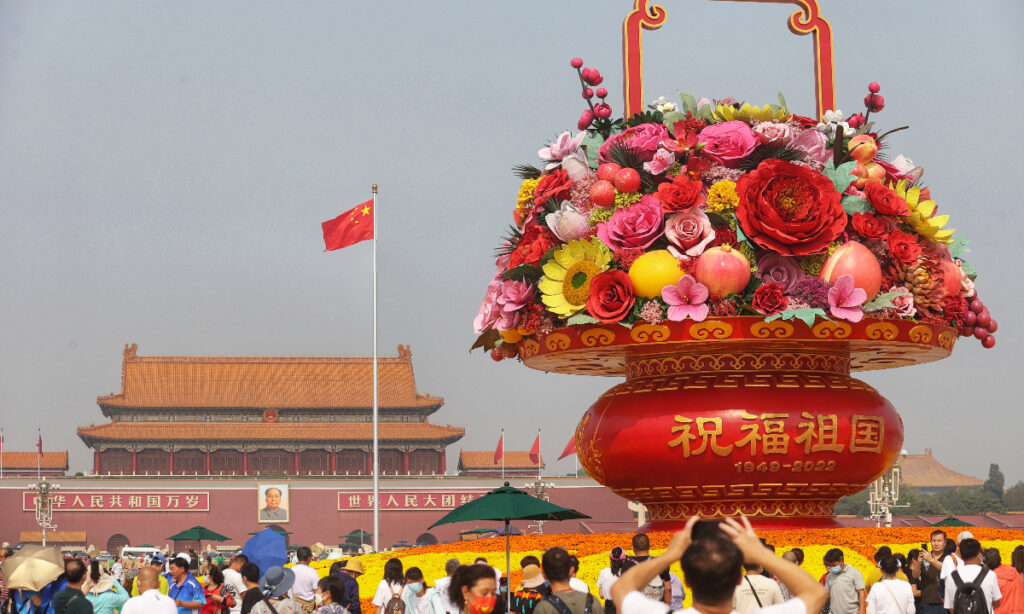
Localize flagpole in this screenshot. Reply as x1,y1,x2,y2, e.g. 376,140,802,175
1,428,5,479
501,429,504,481
537,428,542,480
37,428,42,481
372,184,380,553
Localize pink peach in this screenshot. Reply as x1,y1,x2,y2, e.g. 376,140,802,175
819,241,882,300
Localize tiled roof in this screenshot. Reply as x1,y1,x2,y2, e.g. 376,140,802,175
459,451,544,470
0,451,68,470
20,531,87,543
78,421,465,444
98,344,443,409
901,448,984,488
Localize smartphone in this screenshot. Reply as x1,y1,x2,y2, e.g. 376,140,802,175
921,543,928,551
692,519,723,539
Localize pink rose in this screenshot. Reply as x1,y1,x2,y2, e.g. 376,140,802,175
790,128,832,166
697,121,758,168
665,209,715,259
752,121,793,146
596,197,665,252
494,279,532,330
598,123,670,163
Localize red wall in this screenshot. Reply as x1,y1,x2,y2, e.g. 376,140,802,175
1,476,636,554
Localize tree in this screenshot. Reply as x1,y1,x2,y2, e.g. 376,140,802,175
1004,481,1024,511
983,464,1005,502
834,489,870,516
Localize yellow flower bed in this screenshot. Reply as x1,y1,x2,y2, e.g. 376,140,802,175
303,528,1024,611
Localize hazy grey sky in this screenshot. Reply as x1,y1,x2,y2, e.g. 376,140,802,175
1,1,1021,486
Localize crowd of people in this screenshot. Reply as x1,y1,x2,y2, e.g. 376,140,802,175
2,524,1023,614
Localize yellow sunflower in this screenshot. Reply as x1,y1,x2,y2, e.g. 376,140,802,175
893,179,954,243
538,238,612,317
713,102,791,124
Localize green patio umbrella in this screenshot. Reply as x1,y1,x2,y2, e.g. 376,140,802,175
340,529,373,547
167,526,230,542
458,527,497,537
248,527,292,536
430,482,588,610
931,516,971,527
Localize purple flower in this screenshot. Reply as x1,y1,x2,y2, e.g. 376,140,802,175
828,274,867,322
662,276,709,322
790,276,831,310
756,254,804,293
538,131,586,170
596,197,665,252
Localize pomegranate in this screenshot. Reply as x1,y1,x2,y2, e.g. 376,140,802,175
820,241,883,300
693,245,751,297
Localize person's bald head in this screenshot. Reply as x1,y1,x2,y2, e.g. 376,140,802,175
137,567,160,592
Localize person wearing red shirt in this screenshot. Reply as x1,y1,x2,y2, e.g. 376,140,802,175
985,549,1024,614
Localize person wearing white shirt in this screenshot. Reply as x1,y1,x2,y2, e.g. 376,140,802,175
734,564,784,613
222,555,249,614
569,555,593,595
939,531,974,582
374,559,407,614
942,539,1000,614
435,558,460,614
610,516,827,614
866,556,915,614
122,568,177,614
289,547,320,610
668,574,685,611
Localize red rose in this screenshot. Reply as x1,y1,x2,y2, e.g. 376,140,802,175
655,174,705,213
586,270,636,323
887,229,922,264
711,226,737,247
864,182,910,216
850,212,888,239
941,294,968,323
752,282,787,315
507,225,557,269
533,169,573,206
735,159,846,256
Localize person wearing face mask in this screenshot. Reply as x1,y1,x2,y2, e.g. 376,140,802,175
402,567,445,614
449,565,498,614
824,549,866,614
313,575,348,614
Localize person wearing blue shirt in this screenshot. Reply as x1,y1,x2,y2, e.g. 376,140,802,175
167,557,205,614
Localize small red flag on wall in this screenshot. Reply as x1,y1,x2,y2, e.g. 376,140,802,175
322,199,374,250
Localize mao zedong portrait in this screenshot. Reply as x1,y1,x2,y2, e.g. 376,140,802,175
258,486,288,522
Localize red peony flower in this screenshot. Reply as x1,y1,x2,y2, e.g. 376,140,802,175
533,169,573,206
752,282,787,315
850,212,888,240
864,182,910,217
507,225,557,269
734,159,846,256
887,229,922,264
586,270,636,323
941,294,968,324
655,174,705,213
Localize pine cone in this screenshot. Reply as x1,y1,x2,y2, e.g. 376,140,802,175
888,257,946,317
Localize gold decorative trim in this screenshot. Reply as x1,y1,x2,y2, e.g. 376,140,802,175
630,323,671,342
581,328,616,347
908,325,933,343
750,321,795,339
865,321,899,341
690,320,733,340
545,332,572,351
937,330,956,350
520,338,540,358
813,320,852,339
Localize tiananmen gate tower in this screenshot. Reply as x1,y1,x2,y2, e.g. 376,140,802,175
77,343,464,476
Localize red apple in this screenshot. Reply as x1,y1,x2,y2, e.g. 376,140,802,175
819,241,882,300
693,245,751,297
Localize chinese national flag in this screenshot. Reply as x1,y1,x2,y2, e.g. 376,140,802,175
322,199,374,251
557,434,576,460
529,433,541,465
493,433,503,464
37,433,43,456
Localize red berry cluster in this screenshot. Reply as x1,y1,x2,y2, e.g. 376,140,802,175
959,295,998,349
571,57,612,130
860,81,885,125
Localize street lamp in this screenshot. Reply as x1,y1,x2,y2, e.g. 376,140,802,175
27,478,60,546
869,449,908,527
525,480,555,534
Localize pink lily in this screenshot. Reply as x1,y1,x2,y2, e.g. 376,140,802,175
828,274,867,322
662,276,710,322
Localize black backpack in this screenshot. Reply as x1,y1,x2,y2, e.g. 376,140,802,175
543,593,594,614
951,568,990,614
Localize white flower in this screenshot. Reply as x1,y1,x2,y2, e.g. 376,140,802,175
817,109,849,138
648,96,678,113
538,131,586,170
891,154,924,183
545,203,591,242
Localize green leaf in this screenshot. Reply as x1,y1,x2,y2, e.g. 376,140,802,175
662,111,685,133
826,161,858,195
777,92,788,110
678,90,698,114
764,308,828,328
734,219,747,243
696,104,714,123
581,132,605,169
949,236,971,259
502,264,543,283
841,195,873,215
959,257,977,279
862,289,909,312
469,329,500,353
566,313,601,326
